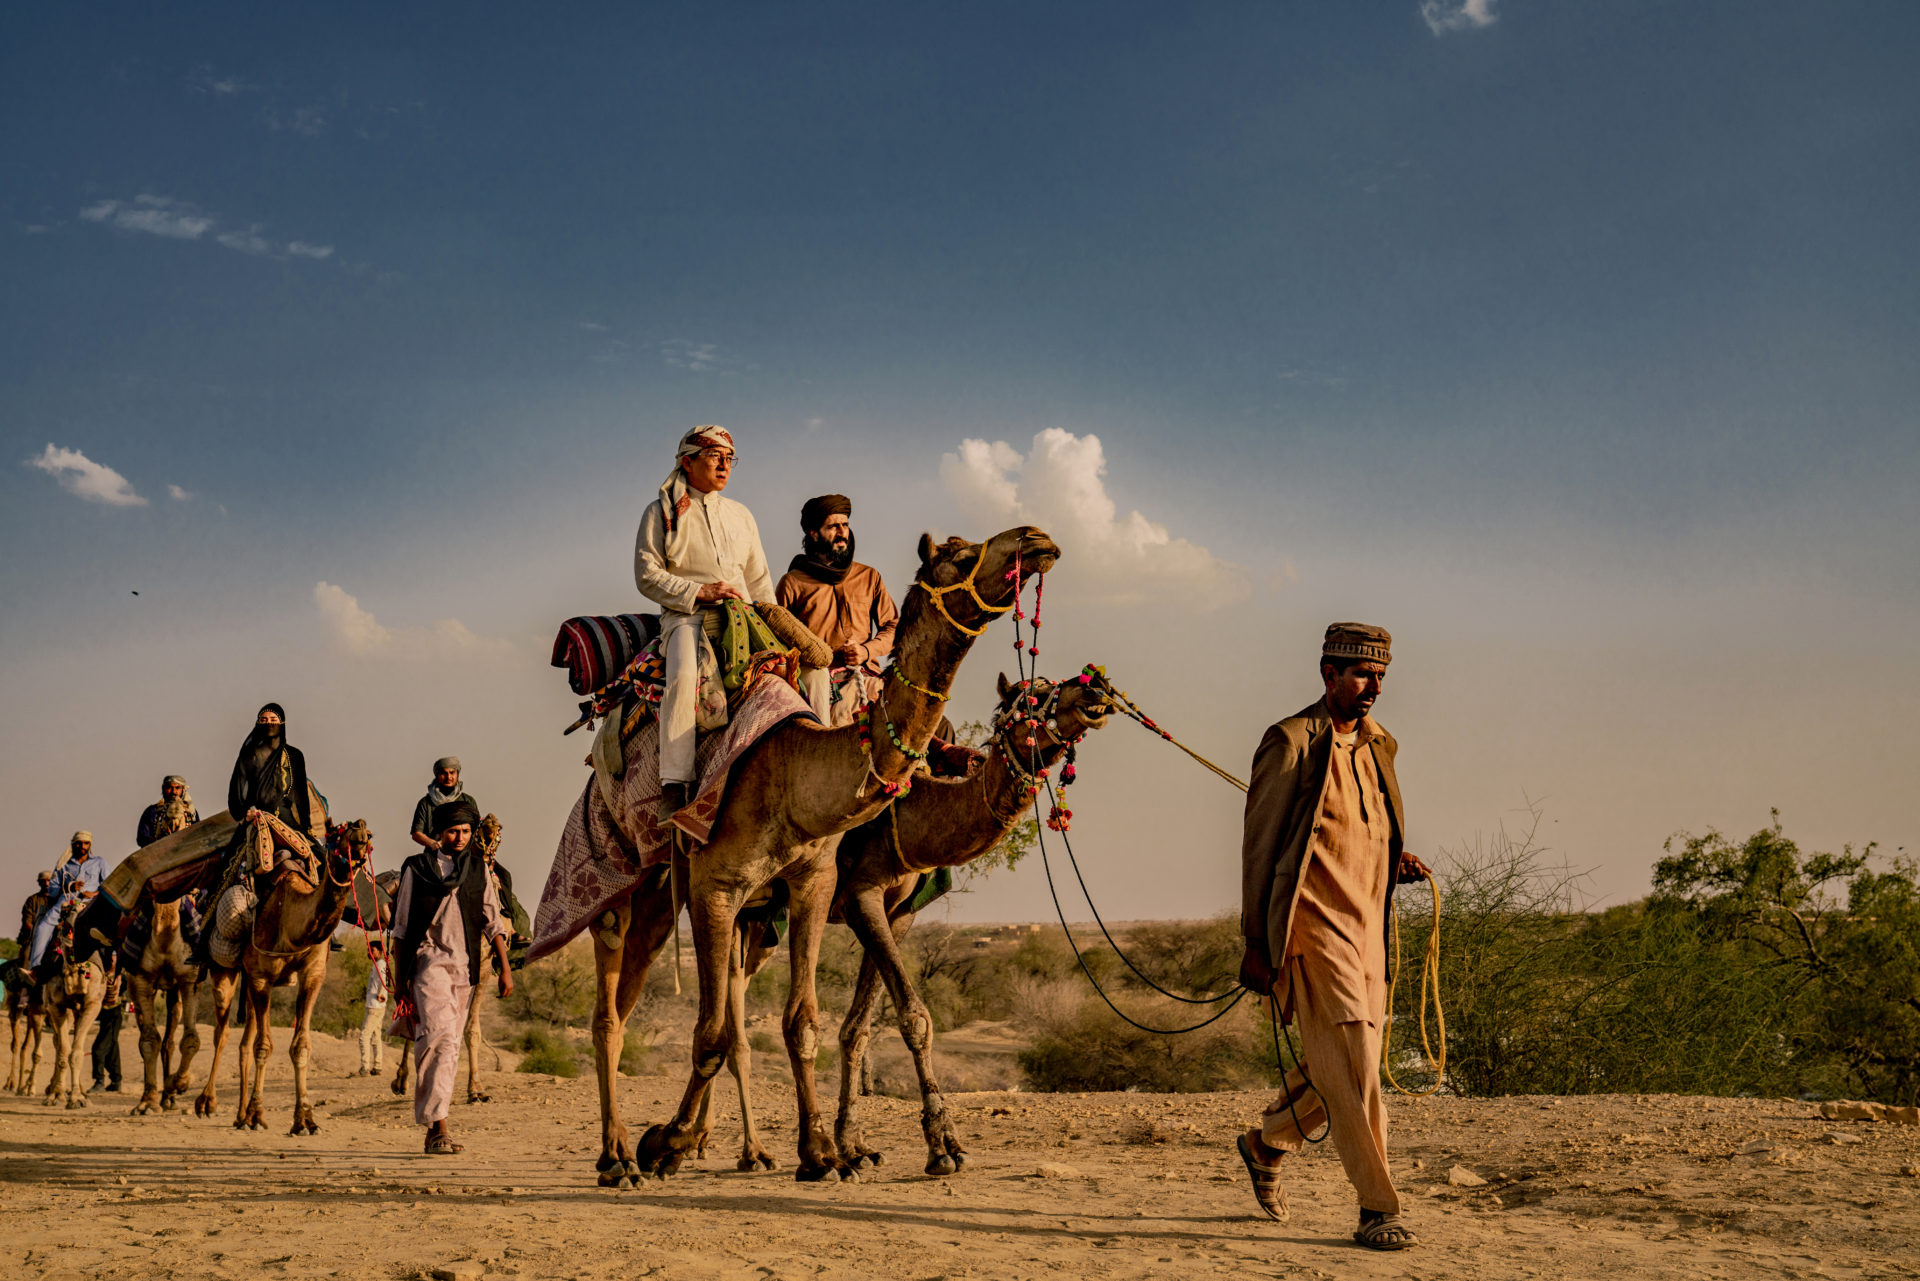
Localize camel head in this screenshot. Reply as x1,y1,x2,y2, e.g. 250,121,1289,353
901,524,1061,651
1050,667,1114,742
158,797,196,839
477,813,503,859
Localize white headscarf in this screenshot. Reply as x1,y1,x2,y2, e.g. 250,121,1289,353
657,425,736,550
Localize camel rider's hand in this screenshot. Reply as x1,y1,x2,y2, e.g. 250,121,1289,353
835,643,866,668
1238,942,1275,997
696,582,745,605
1396,852,1433,885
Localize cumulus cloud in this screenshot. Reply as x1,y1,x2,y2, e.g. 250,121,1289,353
939,429,1247,608
24,443,147,507
313,582,518,660
1421,0,1497,35
167,484,193,501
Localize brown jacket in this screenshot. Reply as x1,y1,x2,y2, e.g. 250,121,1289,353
1241,698,1405,966
775,562,898,675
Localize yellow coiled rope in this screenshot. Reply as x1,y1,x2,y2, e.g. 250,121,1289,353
1383,874,1446,1096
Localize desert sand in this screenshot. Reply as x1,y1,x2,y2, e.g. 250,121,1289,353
4,1021,1918,1281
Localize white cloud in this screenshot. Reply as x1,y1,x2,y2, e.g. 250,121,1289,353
79,193,337,263
313,582,518,660
81,195,214,241
939,428,1248,608
1421,0,1497,35
578,320,608,332
25,443,147,507
187,67,258,96
661,339,727,373
166,484,193,501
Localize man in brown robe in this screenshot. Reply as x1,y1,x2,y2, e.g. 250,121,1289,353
1235,622,1429,1251
775,494,899,726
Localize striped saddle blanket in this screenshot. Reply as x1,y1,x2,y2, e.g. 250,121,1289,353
551,613,661,696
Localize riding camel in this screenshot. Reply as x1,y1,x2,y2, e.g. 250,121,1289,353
5,962,46,1095
834,668,1114,1175
588,525,1059,1186
193,816,373,1135
39,904,108,1109
122,798,206,1114
389,814,509,1104
611,668,1113,1177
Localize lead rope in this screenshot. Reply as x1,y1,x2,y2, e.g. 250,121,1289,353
1383,873,1445,1095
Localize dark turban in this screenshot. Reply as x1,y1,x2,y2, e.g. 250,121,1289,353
430,796,483,836
800,494,852,532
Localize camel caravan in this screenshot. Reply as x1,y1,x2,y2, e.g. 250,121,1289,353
6,425,1104,1185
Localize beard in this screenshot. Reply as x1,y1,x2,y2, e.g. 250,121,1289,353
805,528,855,572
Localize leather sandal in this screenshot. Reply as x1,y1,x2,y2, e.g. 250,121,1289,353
1353,1213,1418,1250
1236,1132,1289,1222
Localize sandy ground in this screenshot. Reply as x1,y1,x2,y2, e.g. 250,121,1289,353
4,1021,1919,1281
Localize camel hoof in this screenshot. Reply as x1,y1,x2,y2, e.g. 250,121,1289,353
926,1153,957,1177
67,1097,87,1110
794,1160,849,1183
636,1124,683,1179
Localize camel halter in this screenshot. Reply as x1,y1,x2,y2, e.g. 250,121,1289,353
911,553,1015,638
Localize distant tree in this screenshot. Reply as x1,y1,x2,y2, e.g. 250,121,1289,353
1654,812,1920,1105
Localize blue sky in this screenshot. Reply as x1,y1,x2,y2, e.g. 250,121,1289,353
4,1,1916,924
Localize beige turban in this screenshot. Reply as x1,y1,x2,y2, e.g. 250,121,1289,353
71,830,93,845
1322,622,1392,666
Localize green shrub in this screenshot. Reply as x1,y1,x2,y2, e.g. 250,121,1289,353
514,1026,583,1077
1018,992,1267,1094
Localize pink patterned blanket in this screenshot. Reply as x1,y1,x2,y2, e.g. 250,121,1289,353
528,677,815,964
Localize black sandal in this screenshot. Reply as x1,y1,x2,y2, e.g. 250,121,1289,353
1236,1132,1289,1222
1353,1213,1418,1250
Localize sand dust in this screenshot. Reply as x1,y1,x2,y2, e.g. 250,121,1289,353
4,1022,1918,1280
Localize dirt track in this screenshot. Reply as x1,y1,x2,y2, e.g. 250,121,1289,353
4,1023,1919,1281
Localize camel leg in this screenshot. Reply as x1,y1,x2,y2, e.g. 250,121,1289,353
194,968,240,1117
17,1010,44,1096
390,1034,412,1095
781,857,850,1182
464,981,489,1103
166,981,201,1108
288,954,326,1135
66,987,103,1111
44,1006,70,1107
130,974,164,1115
728,925,776,1172
633,879,746,1180
592,890,673,1187
835,947,888,1168
846,888,963,1176
234,980,272,1130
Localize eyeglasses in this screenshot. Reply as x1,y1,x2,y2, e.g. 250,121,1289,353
696,448,736,465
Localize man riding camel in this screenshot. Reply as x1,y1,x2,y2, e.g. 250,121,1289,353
390,797,512,1155
1235,622,1431,1252
632,425,775,812
136,776,199,849
17,870,53,958
776,493,899,727
411,757,476,853
27,833,104,981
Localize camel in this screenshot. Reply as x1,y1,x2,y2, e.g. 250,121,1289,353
608,669,1113,1177
125,900,203,1114
39,903,108,1109
122,797,205,1114
833,669,1112,1174
588,525,1058,1186
388,813,508,1104
192,817,372,1135
5,961,46,1095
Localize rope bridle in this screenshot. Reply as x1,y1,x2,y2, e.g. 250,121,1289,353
910,551,1016,638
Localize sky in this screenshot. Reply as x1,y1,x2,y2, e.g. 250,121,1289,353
3,1,1917,930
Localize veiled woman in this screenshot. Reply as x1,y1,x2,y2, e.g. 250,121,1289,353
226,704,327,878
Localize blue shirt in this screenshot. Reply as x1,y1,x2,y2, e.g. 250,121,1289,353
52,853,106,903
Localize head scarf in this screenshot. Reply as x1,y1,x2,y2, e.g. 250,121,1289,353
162,774,190,802
433,756,461,775
1322,622,1392,667
244,705,288,755
799,494,851,532
657,425,736,542
430,796,483,837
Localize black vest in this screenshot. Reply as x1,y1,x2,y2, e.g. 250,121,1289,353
394,848,489,991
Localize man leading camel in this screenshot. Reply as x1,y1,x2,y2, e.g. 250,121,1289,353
411,757,477,852
1236,623,1430,1252
390,797,512,1154
776,494,899,727
633,425,775,811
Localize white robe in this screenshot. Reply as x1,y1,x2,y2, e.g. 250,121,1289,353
391,851,508,1127
633,487,775,783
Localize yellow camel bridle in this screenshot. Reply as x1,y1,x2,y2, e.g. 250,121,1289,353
912,552,1015,637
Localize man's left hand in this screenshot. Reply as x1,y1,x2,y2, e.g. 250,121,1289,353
1396,852,1433,884
835,643,865,668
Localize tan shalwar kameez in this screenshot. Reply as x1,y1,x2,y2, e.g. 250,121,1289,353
1259,721,1401,1215
776,562,899,726
390,852,507,1127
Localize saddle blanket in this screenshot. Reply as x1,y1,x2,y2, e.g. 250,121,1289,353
527,675,816,964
